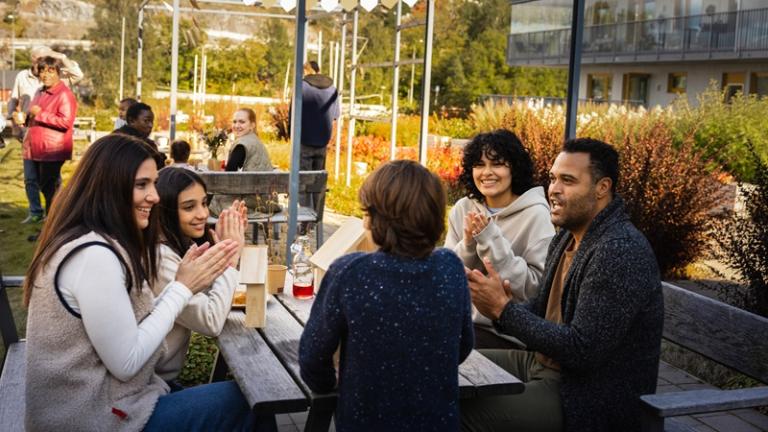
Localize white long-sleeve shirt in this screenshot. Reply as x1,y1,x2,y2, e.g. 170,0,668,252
58,246,193,382
153,243,238,380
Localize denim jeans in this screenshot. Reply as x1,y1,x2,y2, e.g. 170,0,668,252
23,159,43,217
143,381,275,432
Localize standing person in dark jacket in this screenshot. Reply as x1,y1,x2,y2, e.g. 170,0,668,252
298,61,339,208
113,102,166,168
299,160,474,432
22,56,78,219
462,138,664,432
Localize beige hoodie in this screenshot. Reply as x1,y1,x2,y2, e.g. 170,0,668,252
445,186,555,329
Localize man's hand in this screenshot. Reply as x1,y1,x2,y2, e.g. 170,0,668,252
466,258,510,321
29,105,41,116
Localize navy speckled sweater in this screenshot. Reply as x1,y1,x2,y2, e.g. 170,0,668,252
299,249,474,432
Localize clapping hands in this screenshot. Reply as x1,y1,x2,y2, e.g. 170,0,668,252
463,211,490,245
212,200,248,268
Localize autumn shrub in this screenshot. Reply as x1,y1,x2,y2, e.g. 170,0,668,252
497,102,723,277
715,145,768,317
670,84,768,182
432,116,475,139
355,115,422,146
269,102,291,140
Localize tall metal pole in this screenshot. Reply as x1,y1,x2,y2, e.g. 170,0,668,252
318,30,323,70
119,16,126,101
334,14,347,181
418,0,435,166
286,0,307,263
201,51,207,113
193,54,198,109
565,0,586,140
389,1,402,161
329,41,335,82
345,9,359,187
408,46,415,104
170,0,180,141
136,6,144,100
10,14,15,71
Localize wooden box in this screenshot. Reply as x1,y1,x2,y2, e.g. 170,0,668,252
309,216,377,289
239,245,268,328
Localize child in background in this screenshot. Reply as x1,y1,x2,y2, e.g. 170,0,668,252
299,160,474,432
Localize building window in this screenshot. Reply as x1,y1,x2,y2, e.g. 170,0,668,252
623,73,650,106
587,74,612,102
667,73,687,93
750,73,768,97
723,72,746,103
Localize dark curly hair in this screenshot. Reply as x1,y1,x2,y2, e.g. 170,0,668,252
459,129,536,202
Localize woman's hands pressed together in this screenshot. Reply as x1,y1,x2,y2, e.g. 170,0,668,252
463,211,490,245
175,240,239,294
212,200,248,268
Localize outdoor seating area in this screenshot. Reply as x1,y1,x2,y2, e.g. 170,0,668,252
3,0,768,431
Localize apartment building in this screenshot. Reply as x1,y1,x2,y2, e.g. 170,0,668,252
506,0,768,107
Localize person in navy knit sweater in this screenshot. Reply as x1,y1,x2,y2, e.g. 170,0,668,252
299,160,475,432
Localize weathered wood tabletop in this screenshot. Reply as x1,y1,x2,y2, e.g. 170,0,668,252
216,294,525,431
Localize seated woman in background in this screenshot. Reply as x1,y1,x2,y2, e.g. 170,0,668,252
444,129,555,347
23,134,259,431
153,166,245,387
210,107,276,218
225,108,272,172
299,160,474,432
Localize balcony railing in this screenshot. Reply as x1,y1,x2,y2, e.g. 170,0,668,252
507,7,768,65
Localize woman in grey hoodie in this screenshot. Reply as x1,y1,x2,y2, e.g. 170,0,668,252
445,129,555,344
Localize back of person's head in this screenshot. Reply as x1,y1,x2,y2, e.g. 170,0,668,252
237,107,257,124
24,134,160,305
359,160,446,259
156,167,212,257
120,97,138,106
562,138,619,193
459,129,535,201
303,61,319,75
30,46,52,62
170,140,191,163
126,102,153,123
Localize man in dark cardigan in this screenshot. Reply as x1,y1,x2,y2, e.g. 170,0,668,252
462,138,664,432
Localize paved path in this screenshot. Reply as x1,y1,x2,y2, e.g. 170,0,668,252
274,213,768,432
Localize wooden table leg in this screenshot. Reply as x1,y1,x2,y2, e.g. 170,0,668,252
303,405,334,432
210,350,229,383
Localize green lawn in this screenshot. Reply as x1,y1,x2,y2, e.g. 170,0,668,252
0,138,82,357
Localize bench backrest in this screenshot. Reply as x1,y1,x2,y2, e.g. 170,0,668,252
198,170,328,218
661,282,768,383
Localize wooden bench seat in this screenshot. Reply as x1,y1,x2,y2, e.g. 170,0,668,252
640,282,768,432
0,274,25,432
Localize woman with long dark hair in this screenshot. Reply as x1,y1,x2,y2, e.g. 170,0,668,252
23,134,255,431
153,167,245,383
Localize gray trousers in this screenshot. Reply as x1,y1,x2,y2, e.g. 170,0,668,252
460,349,563,432
299,144,327,208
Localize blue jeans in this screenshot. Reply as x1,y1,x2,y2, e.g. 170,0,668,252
143,381,275,432
23,159,43,217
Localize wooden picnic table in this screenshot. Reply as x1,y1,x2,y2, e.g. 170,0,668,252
215,293,525,432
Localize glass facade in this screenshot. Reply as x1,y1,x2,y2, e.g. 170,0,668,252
507,0,768,65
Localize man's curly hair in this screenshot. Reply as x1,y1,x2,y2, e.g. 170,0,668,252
459,129,536,203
